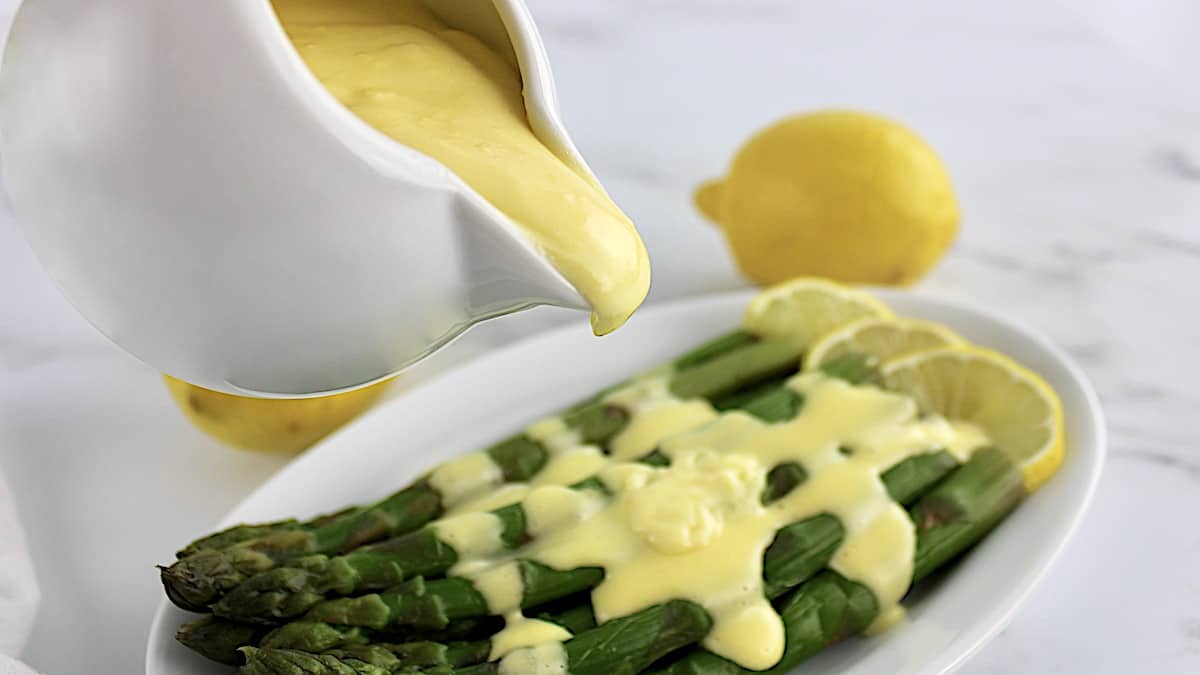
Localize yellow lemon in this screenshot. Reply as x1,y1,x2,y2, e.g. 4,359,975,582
880,346,1065,492
805,317,966,371
744,277,893,351
164,376,392,453
697,110,959,286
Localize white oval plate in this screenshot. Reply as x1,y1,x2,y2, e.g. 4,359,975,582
147,289,1106,675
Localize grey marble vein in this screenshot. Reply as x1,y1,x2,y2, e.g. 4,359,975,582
1153,146,1200,182
1111,448,1200,482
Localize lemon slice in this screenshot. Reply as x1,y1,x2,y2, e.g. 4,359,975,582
880,346,1064,492
744,278,894,350
805,317,966,371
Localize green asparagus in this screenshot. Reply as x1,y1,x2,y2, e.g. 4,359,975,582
304,562,606,631
242,600,714,675
211,502,531,623
176,616,271,666
188,444,1023,674
164,336,801,613
646,448,1024,674
164,303,1044,675
293,446,958,633
178,442,956,664
210,367,811,625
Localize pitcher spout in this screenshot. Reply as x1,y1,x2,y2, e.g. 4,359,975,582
454,192,590,319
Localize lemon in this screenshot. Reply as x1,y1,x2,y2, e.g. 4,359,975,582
880,346,1064,492
744,278,893,351
164,376,392,453
697,110,959,286
805,317,966,371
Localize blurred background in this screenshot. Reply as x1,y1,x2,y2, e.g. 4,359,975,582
0,0,1197,673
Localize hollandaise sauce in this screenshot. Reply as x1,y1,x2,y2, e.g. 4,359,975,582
272,0,650,334
377,368,990,671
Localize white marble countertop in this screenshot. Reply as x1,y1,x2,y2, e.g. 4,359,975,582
1,0,1198,673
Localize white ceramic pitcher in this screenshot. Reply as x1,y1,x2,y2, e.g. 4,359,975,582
0,0,602,396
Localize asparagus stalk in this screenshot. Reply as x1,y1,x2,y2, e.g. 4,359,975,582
759,450,957,598
164,338,800,613
761,462,807,504
256,594,593,658
911,447,1024,582
648,447,1024,674
671,331,759,370
189,513,838,668
649,571,878,675
211,501,532,623
208,362,807,624
177,520,303,560
162,482,446,612
198,448,963,670
179,444,956,664
304,562,606,631
245,640,491,673
294,447,959,630
179,330,747,563
178,508,365,559
176,616,271,666
213,469,633,624
242,600,713,675
240,649,388,675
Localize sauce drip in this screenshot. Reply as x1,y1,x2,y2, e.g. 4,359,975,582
420,371,989,669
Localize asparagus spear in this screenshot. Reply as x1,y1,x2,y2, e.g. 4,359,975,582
171,332,986,671
911,447,1024,582
198,453,957,669
671,331,759,370
211,501,532,623
185,513,839,667
649,571,878,675
529,593,598,635
292,449,954,634
178,330,745,564
648,447,1024,674
212,469,636,624
176,616,271,666
761,462,807,504
303,562,606,631
240,649,387,675
164,338,800,613
246,640,491,673
759,450,957,598
216,432,817,627
253,594,593,658
178,508,366,559
242,600,712,675
177,520,303,560
178,445,956,665
209,366,809,624
162,482,446,612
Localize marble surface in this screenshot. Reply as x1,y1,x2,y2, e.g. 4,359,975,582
1,0,1198,673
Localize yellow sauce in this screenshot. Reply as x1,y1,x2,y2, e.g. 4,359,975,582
467,561,525,614
411,370,989,669
498,642,567,675
427,451,502,509
604,376,719,460
431,512,505,559
490,612,572,661
272,0,650,334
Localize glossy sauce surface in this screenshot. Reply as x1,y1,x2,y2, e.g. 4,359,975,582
272,0,650,334
420,370,988,669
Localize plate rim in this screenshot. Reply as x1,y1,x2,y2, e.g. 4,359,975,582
146,287,1106,675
